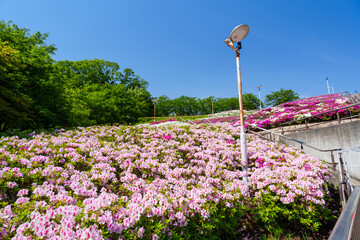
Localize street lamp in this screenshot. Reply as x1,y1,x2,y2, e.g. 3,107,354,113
257,85,262,111
326,76,330,94
225,24,250,182
211,97,214,115
151,98,158,122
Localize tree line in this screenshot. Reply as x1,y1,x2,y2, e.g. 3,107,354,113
0,20,300,131
151,88,300,117
0,21,153,131
153,94,259,116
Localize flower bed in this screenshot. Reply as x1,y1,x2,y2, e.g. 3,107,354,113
192,115,239,125
246,94,358,129
0,123,337,239
150,119,177,125
192,94,359,130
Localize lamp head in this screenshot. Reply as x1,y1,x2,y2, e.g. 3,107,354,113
230,24,250,42
225,24,249,52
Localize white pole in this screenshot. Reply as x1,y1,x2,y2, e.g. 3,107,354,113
154,104,156,122
326,77,330,94
152,99,157,122
236,52,248,183
211,97,214,115
258,87,262,110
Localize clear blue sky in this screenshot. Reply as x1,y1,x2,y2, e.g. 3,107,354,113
1,0,359,99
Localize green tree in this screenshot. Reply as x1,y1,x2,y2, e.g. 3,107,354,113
84,83,138,125
120,68,149,90
265,88,300,107
215,97,239,112
53,59,122,87
127,87,152,118
153,95,252,117
156,95,173,116
119,68,152,117
243,93,260,110
198,96,215,115
0,20,66,129
0,41,32,130
52,59,151,125
172,96,199,116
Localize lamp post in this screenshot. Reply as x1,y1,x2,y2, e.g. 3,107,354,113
257,85,262,111
225,24,250,182
211,97,214,115
151,98,158,122
326,76,330,94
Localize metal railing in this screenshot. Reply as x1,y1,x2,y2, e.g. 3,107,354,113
341,91,360,104
244,124,354,206
244,124,360,239
329,186,360,240
278,102,360,134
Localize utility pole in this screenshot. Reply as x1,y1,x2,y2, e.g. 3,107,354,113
326,76,330,94
257,85,262,110
151,98,158,122
225,24,250,182
211,97,214,114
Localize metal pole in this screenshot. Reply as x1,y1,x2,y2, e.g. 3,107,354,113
258,87,262,110
331,151,336,171
337,111,341,124
211,97,214,115
236,51,248,182
152,99,157,122
326,76,330,94
337,151,347,206
154,103,156,122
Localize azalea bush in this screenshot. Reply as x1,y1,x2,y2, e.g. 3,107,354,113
190,94,359,130
0,122,338,239
247,134,336,234
246,93,358,129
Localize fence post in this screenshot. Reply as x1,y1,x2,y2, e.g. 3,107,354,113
337,111,341,124
338,151,349,206
331,151,336,171
348,107,352,122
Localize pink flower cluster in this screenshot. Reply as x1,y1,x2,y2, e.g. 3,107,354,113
247,135,329,205
193,94,358,129
245,93,356,129
0,122,331,238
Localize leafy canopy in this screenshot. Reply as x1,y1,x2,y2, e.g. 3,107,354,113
0,20,60,130
0,20,153,130
265,88,300,107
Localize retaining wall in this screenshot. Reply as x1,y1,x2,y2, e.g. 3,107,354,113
279,120,360,181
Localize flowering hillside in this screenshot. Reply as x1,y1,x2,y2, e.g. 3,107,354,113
0,123,336,239
246,94,358,129
189,94,359,129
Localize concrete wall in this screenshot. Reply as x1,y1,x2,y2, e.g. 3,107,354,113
279,120,360,181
